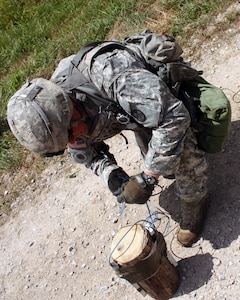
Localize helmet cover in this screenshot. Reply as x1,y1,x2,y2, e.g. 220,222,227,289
7,78,73,155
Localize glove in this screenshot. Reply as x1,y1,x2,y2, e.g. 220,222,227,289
117,172,157,204
108,168,129,196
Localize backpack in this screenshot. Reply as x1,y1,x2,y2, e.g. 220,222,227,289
123,32,231,153
179,77,231,153
63,33,231,154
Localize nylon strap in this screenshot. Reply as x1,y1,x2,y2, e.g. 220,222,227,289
59,42,143,127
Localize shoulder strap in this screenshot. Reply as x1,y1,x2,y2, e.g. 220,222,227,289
68,41,103,75
59,65,133,125
69,40,144,75
59,71,116,109
62,40,146,125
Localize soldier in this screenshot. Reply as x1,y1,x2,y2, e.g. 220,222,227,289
7,31,230,247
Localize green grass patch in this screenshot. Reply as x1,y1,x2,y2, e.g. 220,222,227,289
0,0,151,171
160,0,237,37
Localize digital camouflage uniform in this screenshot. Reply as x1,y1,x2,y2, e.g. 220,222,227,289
51,33,208,202
9,31,229,246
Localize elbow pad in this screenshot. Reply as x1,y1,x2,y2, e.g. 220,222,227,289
68,147,95,165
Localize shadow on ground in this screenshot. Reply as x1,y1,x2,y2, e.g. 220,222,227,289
173,253,213,297
158,120,240,250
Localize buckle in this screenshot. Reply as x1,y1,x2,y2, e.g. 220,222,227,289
116,112,130,124
141,172,158,185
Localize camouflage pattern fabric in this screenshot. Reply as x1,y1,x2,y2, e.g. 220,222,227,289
7,78,72,155
52,33,208,200
175,128,208,201
81,45,192,176
83,45,207,199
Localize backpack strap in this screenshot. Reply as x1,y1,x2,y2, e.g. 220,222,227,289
59,63,134,126
64,41,146,126
69,40,144,75
68,41,103,75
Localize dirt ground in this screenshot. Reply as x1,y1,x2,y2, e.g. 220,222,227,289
1,4,240,300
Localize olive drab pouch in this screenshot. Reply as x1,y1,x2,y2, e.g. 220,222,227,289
179,77,231,153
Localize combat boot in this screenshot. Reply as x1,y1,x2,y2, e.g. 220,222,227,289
177,194,210,247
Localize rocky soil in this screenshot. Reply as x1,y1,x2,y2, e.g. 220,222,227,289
1,4,240,300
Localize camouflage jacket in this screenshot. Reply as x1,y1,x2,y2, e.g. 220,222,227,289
51,32,191,185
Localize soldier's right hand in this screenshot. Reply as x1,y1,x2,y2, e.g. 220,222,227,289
117,173,156,204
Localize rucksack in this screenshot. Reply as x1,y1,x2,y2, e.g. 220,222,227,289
179,77,231,153
123,32,231,153
63,34,231,154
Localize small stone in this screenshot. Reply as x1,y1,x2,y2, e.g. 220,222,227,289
100,285,109,291
113,218,118,224
218,274,226,280
213,257,221,266
71,260,77,266
182,276,187,281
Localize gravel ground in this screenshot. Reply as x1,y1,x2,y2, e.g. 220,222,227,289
0,4,240,300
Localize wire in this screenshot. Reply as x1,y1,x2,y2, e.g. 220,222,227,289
144,202,171,236
221,87,240,103
108,219,151,268
110,202,172,268
151,183,164,196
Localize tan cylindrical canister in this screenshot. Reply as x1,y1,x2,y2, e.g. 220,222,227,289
110,224,180,300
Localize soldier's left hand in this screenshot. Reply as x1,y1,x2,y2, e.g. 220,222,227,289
108,168,129,196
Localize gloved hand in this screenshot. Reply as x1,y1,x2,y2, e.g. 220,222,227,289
117,172,157,204
108,168,129,196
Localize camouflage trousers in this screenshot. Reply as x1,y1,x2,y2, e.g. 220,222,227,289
134,127,208,203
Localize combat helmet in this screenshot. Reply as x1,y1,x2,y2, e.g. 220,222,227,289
7,78,73,156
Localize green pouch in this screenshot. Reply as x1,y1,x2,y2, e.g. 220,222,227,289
180,77,231,153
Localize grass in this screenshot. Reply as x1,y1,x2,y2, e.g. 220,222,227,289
0,0,153,171
0,0,239,215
